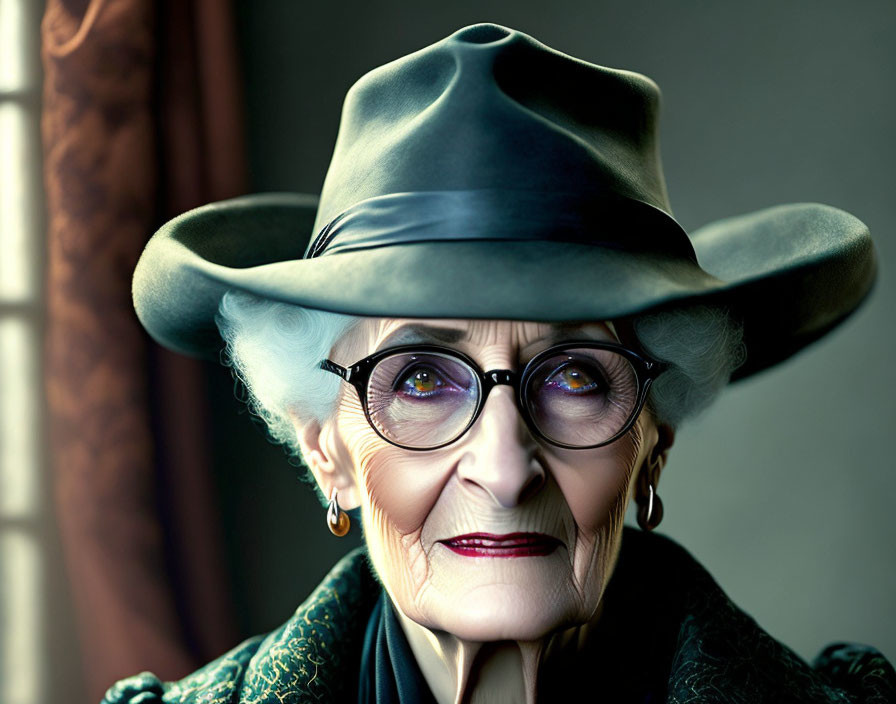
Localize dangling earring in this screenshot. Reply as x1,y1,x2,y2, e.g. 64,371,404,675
636,481,664,531
327,489,351,537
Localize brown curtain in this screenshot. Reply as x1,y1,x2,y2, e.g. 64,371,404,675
41,0,246,700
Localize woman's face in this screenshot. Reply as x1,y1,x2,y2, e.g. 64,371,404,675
305,318,668,642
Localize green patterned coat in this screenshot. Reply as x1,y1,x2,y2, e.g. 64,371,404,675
102,530,895,703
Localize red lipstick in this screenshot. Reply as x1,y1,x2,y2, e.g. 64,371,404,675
440,532,560,558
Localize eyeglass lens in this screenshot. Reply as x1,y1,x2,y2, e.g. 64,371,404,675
365,348,639,449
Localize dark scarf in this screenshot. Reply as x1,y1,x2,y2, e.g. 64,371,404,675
102,528,896,703
358,590,438,704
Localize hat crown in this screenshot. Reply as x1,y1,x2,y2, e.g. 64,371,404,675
311,23,672,236
132,22,876,383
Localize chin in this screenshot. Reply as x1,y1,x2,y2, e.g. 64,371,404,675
391,542,600,642
417,579,590,643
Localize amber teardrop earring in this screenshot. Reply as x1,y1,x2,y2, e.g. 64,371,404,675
327,489,351,537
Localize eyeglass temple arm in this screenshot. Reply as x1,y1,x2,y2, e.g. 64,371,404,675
319,359,349,380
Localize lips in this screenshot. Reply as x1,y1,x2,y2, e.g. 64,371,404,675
439,532,561,558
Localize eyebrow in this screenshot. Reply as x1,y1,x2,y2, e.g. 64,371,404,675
520,324,616,353
376,322,615,355
376,324,468,350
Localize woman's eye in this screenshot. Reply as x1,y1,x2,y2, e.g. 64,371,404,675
544,364,601,394
398,367,446,397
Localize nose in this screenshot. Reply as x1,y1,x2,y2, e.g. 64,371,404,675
456,386,546,507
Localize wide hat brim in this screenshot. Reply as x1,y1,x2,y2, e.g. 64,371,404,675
133,192,876,382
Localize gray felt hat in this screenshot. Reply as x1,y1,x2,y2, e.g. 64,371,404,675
132,22,877,381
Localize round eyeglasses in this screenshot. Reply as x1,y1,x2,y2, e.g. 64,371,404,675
319,342,667,451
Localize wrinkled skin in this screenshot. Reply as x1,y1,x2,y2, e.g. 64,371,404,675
293,318,674,704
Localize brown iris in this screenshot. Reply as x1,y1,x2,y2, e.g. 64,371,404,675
412,369,437,393
554,365,596,392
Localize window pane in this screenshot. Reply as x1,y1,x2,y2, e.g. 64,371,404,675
0,0,32,92
0,102,36,301
0,318,37,517
0,531,42,703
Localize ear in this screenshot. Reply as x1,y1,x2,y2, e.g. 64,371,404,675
291,411,361,510
638,420,675,496
650,422,675,482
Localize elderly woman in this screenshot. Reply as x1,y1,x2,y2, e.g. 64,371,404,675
104,23,893,704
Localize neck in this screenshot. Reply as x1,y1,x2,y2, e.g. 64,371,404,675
395,604,604,704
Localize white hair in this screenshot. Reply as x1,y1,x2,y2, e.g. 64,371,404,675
215,289,746,463
631,306,747,427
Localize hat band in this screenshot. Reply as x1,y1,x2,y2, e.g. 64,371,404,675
304,189,698,263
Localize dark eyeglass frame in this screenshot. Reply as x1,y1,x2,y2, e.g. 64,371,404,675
319,341,668,452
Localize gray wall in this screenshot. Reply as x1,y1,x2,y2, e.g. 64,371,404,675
217,0,895,664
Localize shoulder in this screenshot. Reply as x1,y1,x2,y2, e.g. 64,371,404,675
811,642,896,703
100,634,266,704
616,527,896,703
101,546,379,704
